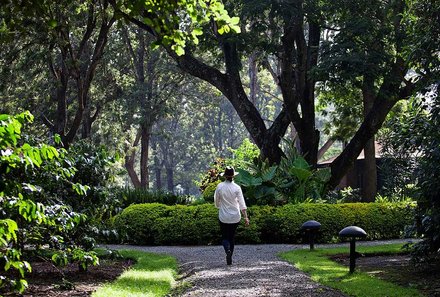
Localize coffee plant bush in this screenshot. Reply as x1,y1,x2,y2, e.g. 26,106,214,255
0,112,96,294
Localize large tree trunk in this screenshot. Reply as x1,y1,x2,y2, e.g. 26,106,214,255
361,75,377,202
279,12,321,167
300,21,321,167
169,45,291,164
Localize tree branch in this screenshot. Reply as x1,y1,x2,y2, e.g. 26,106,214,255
78,3,96,58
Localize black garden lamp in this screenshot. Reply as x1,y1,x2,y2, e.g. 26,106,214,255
339,226,367,273
301,220,321,250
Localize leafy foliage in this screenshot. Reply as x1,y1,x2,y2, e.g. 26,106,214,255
197,139,330,205
378,98,425,199
234,141,331,205
0,112,96,294
379,88,440,261
116,0,241,56
196,158,226,198
411,89,440,262
62,141,120,219
196,139,261,203
201,180,221,203
323,187,363,204
227,138,260,169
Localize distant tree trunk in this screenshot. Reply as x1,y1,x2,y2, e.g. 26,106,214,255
249,51,258,105
81,102,92,139
125,129,142,188
164,144,174,192
123,25,152,190
51,50,69,137
228,105,235,150
155,165,162,189
217,107,223,152
140,125,151,189
81,100,100,139
361,75,377,202
152,138,162,190
166,166,174,192
125,124,152,189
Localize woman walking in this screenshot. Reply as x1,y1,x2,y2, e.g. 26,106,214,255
214,166,249,265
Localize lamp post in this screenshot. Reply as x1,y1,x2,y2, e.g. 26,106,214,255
339,226,367,273
301,220,321,250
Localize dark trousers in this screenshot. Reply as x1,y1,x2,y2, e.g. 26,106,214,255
219,221,239,254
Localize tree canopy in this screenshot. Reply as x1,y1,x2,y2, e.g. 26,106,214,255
114,0,439,191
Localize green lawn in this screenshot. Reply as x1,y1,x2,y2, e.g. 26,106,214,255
93,250,178,297
279,243,424,297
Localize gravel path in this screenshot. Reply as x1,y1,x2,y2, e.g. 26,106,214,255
103,240,415,297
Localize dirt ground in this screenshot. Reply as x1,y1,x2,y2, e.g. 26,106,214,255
3,258,133,297
331,253,440,297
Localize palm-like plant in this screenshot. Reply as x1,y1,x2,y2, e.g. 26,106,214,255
235,140,331,205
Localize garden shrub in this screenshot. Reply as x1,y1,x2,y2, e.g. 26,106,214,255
236,205,276,243
153,206,198,245
113,203,169,244
192,204,221,245
112,202,416,245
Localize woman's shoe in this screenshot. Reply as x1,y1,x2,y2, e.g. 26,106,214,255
226,250,232,265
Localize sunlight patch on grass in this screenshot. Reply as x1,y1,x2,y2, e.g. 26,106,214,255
120,269,175,284
279,243,424,297
93,250,178,297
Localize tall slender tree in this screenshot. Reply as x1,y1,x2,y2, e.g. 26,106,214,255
120,25,186,189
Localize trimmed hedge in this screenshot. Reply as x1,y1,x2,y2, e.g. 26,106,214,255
113,202,416,245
